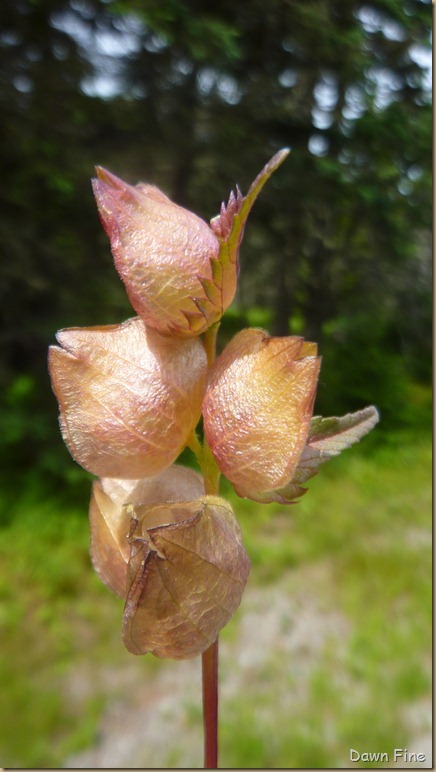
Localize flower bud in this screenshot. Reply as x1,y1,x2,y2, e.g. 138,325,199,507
93,169,222,336
92,150,289,337
122,496,250,659
202,328,321,500
89,465,205,598
48,317,207,478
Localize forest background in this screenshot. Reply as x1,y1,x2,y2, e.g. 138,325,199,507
0,0,432,768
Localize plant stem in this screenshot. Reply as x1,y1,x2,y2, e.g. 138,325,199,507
200,434,221,768
202,637,219,768
197,322,222,768
204,321,220,368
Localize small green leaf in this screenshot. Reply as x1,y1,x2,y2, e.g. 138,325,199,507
239,406,379,504
211,148,290,268
204,149,290,328
294,406,380,484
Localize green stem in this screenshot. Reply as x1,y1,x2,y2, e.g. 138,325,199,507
204,321,220,368
202,441,221,496
186,429,203,460
186,430,221,496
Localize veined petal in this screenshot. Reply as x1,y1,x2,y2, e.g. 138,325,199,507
202,328,321,497
48,317,207,478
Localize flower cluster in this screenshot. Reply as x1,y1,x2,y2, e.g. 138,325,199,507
49,151,378,659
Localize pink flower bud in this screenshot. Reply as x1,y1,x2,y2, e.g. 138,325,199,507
93,168,222,336
89,465,205,598
92,150,290,337
48,317,207,478
202,328,321,500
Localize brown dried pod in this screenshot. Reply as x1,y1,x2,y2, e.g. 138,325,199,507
122,496,250,659
89,465,205,598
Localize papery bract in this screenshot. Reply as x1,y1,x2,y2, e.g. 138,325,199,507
48,317,207,478
122,496,250,659
202,328,321,499
89,465,205,598
92,150,289,337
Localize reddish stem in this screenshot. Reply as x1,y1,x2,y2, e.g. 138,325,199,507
202,638,219,768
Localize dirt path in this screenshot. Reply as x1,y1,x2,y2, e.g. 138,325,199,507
65,562,432,769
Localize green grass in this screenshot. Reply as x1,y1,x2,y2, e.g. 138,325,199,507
0,428,431,767
0,486,159,767
218,429,432,768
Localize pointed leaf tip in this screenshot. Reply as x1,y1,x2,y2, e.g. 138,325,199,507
308,405,380,451
246,148,290,200
292,405,380,486
267,147,291,170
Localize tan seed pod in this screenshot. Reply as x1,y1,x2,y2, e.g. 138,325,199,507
122,496,250,659
202,328,321,499
48,317,207,478
89,465,205,598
